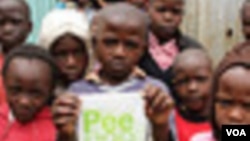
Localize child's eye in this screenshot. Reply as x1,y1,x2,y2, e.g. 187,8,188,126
29,89,43,98
216,99,234,108
156,6,167,13
196,76,208,83
242,103,250,111
171,8,183,15
124,40,139,49
0,19,4,26
174,78,189,86
8,86,22,95
11,19,22,25
102,38,119,47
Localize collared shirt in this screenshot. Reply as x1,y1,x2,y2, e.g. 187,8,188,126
139,30,203,88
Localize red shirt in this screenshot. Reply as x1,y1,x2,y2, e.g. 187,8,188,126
174,110,212,141
0,54,5,105
0,104,56,141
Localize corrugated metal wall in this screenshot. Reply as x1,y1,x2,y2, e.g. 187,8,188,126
181,0,245,65
26,0,57,43
26,0,245,65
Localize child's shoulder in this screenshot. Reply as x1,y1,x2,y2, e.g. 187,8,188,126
179,33,203,49
144,76,170,93
68,80,98,94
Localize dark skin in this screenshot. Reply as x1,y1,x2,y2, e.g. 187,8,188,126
53,8,174,141
51,34,89,87
4,58,53,123
127,0,147,9
241,2,250,40
148,0,183,44
215,66,250,130
0,0,32,54
94,16,147,85
172,51,212,120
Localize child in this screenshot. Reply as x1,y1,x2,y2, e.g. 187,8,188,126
139,0,202,87
169,48,212,141
53,3,174,141
192,41,250,141
0,0,32,105
0,45,59,141
38,9,93,91
241,0,250,41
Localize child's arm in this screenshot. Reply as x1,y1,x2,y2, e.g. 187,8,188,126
52,94,80,141
143,85,174,141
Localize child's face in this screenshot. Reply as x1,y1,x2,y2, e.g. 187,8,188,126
242,3,250,40
0,0,31,51
95,17,146,80
4,58,52,123
51,34,88,83
173,58,212,113
149,0,183,39
215,66,250,130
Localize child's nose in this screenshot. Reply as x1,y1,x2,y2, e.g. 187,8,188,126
114,45,126,57
188,81,198,92
67,54,76,65
163,11,174,22
228,106,244,123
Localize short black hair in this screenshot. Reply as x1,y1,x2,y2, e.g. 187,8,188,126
2,44,60,90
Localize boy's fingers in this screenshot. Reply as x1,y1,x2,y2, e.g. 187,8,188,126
54,95,80,109
143,85,161,101
52,106,77,116
54,116,77,127
161,96,175,110
152,91,166,109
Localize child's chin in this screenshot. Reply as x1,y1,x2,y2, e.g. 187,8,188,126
16,116,34,124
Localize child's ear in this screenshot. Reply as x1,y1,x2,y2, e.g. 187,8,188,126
27,21,33,34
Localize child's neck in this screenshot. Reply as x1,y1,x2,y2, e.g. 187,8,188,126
152,29,177,45
177,106,208,123
99,70,130,86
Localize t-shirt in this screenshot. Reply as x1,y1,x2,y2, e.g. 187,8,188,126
0,104,56,141
169,110,212,141
68,73,170,141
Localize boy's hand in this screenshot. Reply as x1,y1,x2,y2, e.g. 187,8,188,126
143,85,174,126
52,94,81,141
143,85,174,141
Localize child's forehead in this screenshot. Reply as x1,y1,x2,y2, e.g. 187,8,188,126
95,15,148,36
0,0,29,16
173,50,212,71
151,0,183,6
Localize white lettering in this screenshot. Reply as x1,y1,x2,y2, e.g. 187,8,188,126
226,129,232,136
226,129,247,136
240,129,246,136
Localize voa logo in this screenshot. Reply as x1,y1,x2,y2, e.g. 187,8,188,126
226,129,246,136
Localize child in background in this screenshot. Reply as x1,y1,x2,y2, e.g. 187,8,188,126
241,0,250,41
139,0,202,87
0,45,59,141
192,41,250,141
0,0,32,105
38,9,93,93
53,3,174,141
169,48,212,141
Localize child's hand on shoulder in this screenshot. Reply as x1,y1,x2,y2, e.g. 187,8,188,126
143,85,174,127
52,93,81,141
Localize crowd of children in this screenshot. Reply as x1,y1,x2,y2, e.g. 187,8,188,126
0,0,250,141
